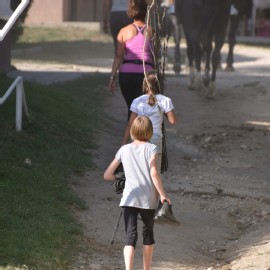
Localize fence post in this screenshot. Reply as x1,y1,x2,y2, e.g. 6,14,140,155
15,79,22,131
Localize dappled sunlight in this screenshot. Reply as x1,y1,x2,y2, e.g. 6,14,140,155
246,120,270,130
230,234,270,269
152,261,199,270
8,62,111,85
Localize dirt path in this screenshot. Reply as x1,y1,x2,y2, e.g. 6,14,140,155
10,43,270,270
70,43,270,270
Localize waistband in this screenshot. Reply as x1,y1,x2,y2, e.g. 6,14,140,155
122,59,154,67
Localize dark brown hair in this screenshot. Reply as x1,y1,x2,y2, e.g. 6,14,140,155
127,0,149,21
143,71,160,106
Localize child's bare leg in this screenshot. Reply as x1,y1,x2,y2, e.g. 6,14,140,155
124,245,135,270
143,244,154,270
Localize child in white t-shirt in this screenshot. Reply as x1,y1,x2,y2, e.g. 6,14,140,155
104,115,171,270
122,70,177,172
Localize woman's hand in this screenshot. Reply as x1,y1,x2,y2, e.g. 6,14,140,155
109,29,125,94
109,78,116,93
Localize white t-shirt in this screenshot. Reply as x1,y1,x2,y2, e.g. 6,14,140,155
111,0,128,12
116,142,159,209
130,94,174,141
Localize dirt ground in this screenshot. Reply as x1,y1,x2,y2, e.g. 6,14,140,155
10,41,270,270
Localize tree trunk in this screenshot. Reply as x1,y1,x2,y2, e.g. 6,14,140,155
0,20,12,74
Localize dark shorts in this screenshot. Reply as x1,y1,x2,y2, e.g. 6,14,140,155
122,206,155,248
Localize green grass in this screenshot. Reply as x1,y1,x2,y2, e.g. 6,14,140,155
0,73,107,269
17,26,112,44
12,26,113,64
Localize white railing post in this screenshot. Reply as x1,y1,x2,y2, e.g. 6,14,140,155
15,79,23,131
1,76,30,131
22,81,30,121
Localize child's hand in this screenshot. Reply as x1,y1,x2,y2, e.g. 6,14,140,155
160,197,171,205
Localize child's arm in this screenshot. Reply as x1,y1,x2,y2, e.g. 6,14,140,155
104,158,121,181
122,112,137,145
149,154,171,204
165,110,177,125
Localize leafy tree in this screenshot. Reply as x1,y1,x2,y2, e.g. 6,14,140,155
10,0,33,42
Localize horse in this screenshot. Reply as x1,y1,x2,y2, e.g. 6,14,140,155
225,0,253,71
175,0,231,98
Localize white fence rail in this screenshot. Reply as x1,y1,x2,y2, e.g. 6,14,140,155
0,76,30,131
0,0,29,41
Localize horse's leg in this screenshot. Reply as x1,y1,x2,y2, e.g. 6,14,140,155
185,34,196,90
181,0,204,90
225,14,239,71
203,38,212,88
206,0,230,99
171,14,182,74
194,40,203,91
205,35,224,99
163,12,171,71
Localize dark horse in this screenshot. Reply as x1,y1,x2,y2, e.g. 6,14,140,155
225,0,253,71
175,0,230,98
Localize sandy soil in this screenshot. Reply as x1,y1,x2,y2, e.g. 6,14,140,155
10,42,270,270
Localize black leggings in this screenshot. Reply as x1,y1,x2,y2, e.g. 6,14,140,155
122,206,155,248
119,72,145,120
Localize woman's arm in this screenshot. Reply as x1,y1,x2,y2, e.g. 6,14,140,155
122,112,137,145
149,154,171,204
104,158,121,181
109,29,126,93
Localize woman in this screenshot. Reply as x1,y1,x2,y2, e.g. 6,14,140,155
122,71,177,173
109,0,154,120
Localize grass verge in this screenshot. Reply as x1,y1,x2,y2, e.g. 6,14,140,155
0,73,107,269
12,26,113,64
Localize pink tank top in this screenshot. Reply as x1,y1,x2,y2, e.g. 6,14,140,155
119,24,154,73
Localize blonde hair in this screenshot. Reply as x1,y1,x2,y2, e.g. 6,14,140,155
143,71,160,106
130,116,153,141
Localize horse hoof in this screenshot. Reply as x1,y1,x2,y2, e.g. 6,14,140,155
173,63,181,74
203,77,210,87
217,63,223,71
197,86,206,97
194,76,203,90
225,65,235,72
205,82,216,99
188,84,195,90
206,90,215,99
